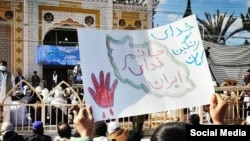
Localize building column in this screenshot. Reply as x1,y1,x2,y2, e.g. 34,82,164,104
23,0,29,78
147,0,153,28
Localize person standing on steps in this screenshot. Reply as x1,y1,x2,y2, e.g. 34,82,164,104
31,71,40,88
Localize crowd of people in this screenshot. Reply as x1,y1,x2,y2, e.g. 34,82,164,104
1,93,249,141
1,59,250,141
0,60,85,130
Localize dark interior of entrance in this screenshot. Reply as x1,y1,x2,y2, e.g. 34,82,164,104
43,27,78,89
43,27,78,46
43,65,74,90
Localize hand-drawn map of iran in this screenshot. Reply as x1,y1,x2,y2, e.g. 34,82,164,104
106,35,195,97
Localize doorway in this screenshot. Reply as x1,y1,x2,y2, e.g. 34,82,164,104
43,65,74,90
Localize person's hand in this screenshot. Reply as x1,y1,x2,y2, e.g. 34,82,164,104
209,94,228,125
88,71,118,108
71,105,94,138
240,120,247,125
88,71,118,119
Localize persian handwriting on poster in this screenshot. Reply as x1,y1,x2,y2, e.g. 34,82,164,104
77,15,214,121
106,35,195,97
150,23,204,66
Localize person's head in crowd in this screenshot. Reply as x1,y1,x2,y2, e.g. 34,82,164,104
128,129,141,141
0,60,7,66
3,130,17,140
107,121,128,141
53,70,57,75
1,121,25,141
107,121,120,135
17,70,22,76
94,120,108,137
247,69,250,74
12,90,24,101
1,121,15,135
32,121,44,134
35,86,42,94
0,60,7,72
150,121,186,141
203,104,210,112
57,122,72,139
189,114,200,125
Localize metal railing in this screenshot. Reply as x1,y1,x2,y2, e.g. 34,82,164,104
1,80,250,134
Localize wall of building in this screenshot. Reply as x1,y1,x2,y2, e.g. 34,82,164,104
0,1,23,77
24,0,110,81
0,0,154,82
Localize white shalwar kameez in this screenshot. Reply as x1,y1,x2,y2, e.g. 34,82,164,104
0,72,15,122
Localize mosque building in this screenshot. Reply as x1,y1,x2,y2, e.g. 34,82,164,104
0,0,160,88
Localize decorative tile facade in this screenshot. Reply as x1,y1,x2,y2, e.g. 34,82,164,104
40,6,100,38
0,0,152,80
0,1,23,75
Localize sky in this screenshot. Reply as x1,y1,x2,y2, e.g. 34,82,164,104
153,0,250,46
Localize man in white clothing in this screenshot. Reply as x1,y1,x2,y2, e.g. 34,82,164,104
0,60,15,122
73,63,81,77
52,70,58,89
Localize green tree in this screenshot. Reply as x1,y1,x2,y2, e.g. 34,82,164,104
240,7,250,32
197,9,244,45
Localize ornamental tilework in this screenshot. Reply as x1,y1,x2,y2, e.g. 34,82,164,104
42,10,96,38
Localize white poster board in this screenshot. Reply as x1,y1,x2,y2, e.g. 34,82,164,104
77,15,215,121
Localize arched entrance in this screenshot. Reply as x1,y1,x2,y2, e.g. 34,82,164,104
42,19,84,90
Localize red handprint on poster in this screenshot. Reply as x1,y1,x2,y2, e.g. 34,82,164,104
88,71,118,119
